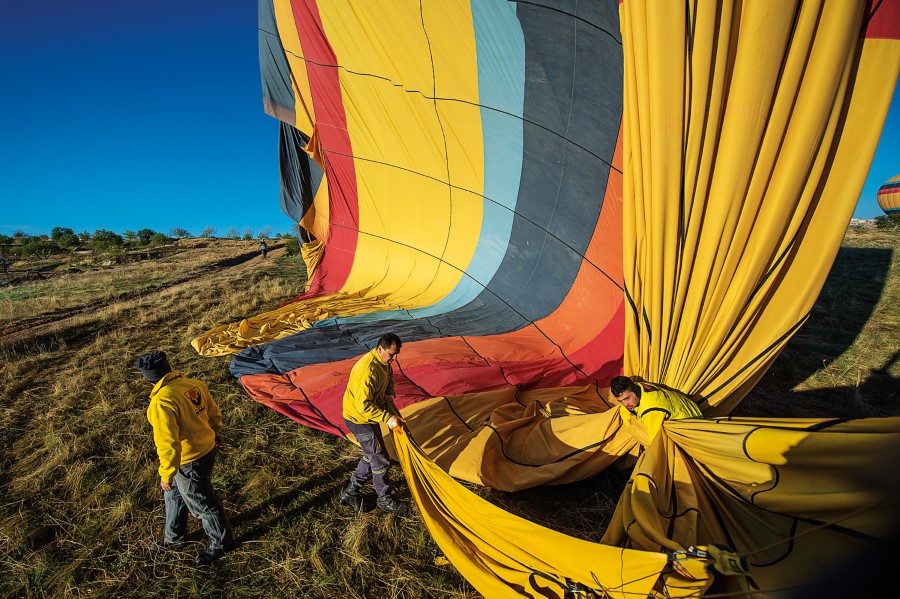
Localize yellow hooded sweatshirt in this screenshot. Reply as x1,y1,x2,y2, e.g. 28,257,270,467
619,382,702,445
343,348,397,425
147,371,223,483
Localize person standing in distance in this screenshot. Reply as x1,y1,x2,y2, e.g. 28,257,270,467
340,333,408,514
136,350,236,565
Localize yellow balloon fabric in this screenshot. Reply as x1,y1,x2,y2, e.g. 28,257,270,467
603,417,900,594
208,1,900,596
401,385,638,491
620,0,900,413
393,426,679,599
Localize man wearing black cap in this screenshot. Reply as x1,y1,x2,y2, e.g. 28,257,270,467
136,350,236,565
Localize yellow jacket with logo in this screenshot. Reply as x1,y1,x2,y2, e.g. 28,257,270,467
343,348,397,425
147,371,223,482
620,382,702,444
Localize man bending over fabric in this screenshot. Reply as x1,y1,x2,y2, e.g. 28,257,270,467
610,375,703,445
339,333,407,514
136,350,236,565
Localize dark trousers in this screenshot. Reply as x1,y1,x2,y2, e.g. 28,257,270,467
345,419,391,497
164,448,233,550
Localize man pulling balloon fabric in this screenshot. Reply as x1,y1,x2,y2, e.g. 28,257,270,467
136,350,236,565
339,333,408,514
610,376,703,444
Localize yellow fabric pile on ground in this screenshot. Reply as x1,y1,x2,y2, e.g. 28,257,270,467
393,400,900,598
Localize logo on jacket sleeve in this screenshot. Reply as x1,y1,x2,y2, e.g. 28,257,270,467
186,387,203,407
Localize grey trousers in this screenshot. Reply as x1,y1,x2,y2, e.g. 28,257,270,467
164,448,232,550
345,419,391,497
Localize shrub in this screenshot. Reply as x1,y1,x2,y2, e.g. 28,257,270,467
169,227,192,239
89,229,124,252
15,239,64,258
283,235,300,256
873,214,900,231
200,227,217,238
57,233,80,249
149,233,171,246
137,229,157,244
51,227,75,241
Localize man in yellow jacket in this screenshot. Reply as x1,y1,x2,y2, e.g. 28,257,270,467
340,333,407,514
610,376,703,445
136,350,235,565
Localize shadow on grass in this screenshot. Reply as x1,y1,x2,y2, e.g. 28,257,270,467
737,349,900,419
738,247,893,415
230,463,347,542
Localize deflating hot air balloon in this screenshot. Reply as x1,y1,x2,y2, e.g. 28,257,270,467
193,0,900,596
878,174,900,214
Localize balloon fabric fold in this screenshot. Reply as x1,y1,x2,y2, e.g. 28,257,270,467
192,0,900,596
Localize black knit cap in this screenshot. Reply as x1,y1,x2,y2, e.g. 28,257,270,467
135,350,172,383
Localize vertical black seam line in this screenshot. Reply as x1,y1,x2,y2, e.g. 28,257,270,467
861,0,884,34
392,357,476,432
679,0,692,255
642,307,653,345
701,472,744,556
666,439,679,537
512,385,527,408
624,284,641,335
748,518,798,568
510,0,623,43
505,4,579,310
698,312,810,404
399,0,455,309
321,151,623,291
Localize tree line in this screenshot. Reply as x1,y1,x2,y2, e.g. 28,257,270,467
1,226,297,259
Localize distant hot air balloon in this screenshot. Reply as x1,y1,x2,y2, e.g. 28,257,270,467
878,174,900,214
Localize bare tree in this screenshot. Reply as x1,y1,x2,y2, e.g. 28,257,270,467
169,227,193,239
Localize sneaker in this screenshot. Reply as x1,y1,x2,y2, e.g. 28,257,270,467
376,495,407,515
339,484,364,511
150,539,185,553
195,540,238,566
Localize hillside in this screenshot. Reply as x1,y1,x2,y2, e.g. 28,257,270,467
0,231,897,597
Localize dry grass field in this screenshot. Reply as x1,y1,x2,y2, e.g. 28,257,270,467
0,230,897,597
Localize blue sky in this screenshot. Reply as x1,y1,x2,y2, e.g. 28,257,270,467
1,1,283,238
0,2,897,239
